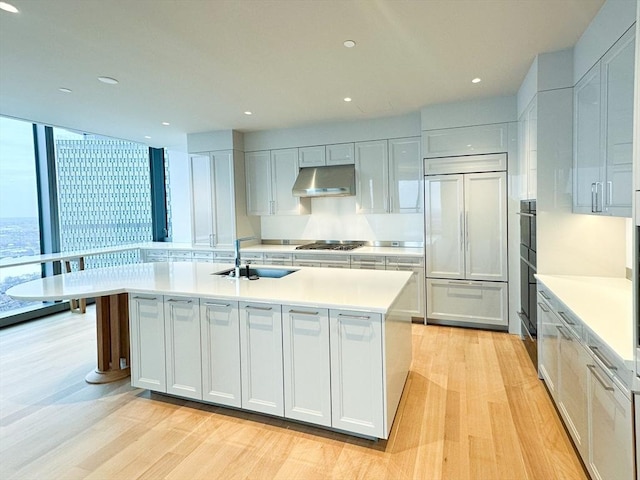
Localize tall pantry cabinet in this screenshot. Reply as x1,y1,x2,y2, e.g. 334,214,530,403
424,153,509,328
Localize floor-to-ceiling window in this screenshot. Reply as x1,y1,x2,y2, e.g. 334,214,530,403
0,117,43,315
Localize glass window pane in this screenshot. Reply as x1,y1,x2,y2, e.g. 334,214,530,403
0,117,43,315
53,128,153,267
165,150,192,243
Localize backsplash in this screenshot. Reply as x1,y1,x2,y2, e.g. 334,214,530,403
260,196,424,242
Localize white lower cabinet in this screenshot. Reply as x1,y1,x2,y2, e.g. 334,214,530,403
329,309,384,438
587,362,633,480
129,294,166,392
282,305,331,427
200,299,241,407
164,296,202,400
426,279,508,327
239,301,284,416
537,284,634,480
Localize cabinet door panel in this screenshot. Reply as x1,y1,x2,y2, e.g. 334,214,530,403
330,310,384,438
190,154,215,246
355,140,389,214
240,303,284,416
464,172,507,281
573,64,602,213
424,175,464,278
282,306,331,426
326,143,354,165
200,300,241,407
129,295,166,392
212,152,235,247
271,148,300,215
537,297,559,400
388,137,421,213
245,151,272,216
164,297,202,399
602,28,634,215
299,146,325,167
587,362,633,480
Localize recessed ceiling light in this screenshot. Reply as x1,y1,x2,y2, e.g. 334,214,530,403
244,111,253,115
59,88,72,93
161,122,170,126
344,97,352,102
0,2,19,13
144,136,151,139
472,77,482,84
343,40,356,48
98,76,119,85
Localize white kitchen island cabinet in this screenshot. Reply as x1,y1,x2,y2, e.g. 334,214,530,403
239,301,284,417
7,262,413,440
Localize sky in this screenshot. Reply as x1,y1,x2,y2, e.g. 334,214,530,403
0,117,38,219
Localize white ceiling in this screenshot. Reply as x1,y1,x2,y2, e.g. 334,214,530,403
0,0,604,151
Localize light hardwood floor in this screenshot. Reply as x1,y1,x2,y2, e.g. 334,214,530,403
0,306,588,480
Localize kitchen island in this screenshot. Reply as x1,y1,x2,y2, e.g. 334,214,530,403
7,262,413,439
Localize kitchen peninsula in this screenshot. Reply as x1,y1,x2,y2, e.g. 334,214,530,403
7,261,413,439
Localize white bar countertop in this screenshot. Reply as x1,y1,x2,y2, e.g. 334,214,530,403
0,242,424,268
536,274,633,364
7,262,412,314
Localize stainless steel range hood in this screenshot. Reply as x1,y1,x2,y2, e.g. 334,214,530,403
292,164,356,197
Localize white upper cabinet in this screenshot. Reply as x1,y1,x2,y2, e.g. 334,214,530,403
422,123,510,158
388,137,422,213
326,143,355,165
190,152,236,247
573,27,635,217
298,146,326,167
356,137,421,214
518,98,537,200
245,149,310,216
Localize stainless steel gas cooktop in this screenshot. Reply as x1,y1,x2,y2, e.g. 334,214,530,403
295,241,365,251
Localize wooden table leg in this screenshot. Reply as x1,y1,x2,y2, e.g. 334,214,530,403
85,293,131,384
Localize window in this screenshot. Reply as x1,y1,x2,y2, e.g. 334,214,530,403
0,117,42,315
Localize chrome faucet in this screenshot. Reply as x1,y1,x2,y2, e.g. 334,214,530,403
234,236,256,278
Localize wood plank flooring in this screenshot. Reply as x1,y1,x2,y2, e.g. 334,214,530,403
0,307,588,479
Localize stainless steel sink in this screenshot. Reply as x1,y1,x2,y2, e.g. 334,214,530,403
214,267,297,279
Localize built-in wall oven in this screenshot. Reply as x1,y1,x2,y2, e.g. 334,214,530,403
519,200,537,367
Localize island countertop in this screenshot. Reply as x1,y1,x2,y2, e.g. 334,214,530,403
7,261,412,314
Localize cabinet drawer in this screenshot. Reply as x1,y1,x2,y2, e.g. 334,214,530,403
426,279,508,327
554,306,584,341
242,252,264,263
262,253,293,265
585,331,632,393
192,251,214,262
143,250,168,262
213,251,235,262
385,256,424,269
350,255,385,270
168,250,193,261
424,153,507,175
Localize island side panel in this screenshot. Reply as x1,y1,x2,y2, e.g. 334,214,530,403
383,280,413,438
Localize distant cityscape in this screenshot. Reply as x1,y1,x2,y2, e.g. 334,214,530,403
0,217,42,313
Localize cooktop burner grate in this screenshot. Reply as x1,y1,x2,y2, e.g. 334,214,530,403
295,241,365,251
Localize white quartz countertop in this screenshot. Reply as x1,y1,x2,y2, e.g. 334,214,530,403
535,274,633,363
7,262,412,314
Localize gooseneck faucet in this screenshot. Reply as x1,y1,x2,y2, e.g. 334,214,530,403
234,236,256,278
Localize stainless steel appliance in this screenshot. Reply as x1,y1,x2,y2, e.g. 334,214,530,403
295,241,364,251
518,200,537,367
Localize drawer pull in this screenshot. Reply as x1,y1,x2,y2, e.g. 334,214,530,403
589,346,617,371
539,291,550,300
245,305,273,311
557,311,576,326
338,313,371,320
556,326,572,342
289,309,319,316
204,302,231,308
167,298,193,304
537,302,549,313
587,364,614,392
133,296,157,301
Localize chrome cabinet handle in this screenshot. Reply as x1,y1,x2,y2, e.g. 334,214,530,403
133,296,157,301
539,291,550,300
167,298,193,304
537,302,549,313
459,213,464,251
338,313,371,320
589,346,617,371
591,182,597,213
607,180,613,206
203,302,231,308
465,211,469,251
596,182,604,212
556,325,572,341
245,305,273,311
289,309,319,316
557,311,576,326
587,364,614,392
